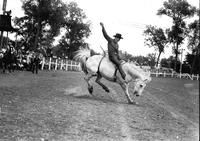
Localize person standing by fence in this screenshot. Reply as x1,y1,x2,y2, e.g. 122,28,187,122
31,53,40,74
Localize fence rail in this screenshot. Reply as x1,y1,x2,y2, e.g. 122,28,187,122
41,57,81,71
41,57,198,81
151,71,199,80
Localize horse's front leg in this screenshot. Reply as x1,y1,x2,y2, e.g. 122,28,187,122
118,81,136,104
95,75,110,93
84,73,96,94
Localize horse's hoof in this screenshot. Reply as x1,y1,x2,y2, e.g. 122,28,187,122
105,89,110,93
128,101,136,105
88,86,93,94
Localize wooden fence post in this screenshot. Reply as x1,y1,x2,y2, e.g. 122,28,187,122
41,57,45,70
60,59,63,70
156,71,158,77
55,59,58,70
48,57,52,70
65,60,68,71
78,62,81,71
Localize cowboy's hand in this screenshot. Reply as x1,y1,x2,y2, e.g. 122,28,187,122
100,22,104,27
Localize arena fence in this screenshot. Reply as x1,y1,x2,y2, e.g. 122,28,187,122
41,57,81,71
151,71,199,81
41,57,199,81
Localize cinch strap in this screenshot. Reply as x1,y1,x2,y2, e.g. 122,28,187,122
97,56,104,76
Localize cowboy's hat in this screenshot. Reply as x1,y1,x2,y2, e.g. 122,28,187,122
113,33,123,39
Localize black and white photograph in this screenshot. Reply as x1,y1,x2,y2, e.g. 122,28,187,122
0,0,199,140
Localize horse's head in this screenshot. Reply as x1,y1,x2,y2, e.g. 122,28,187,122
126,62,152,96
132,71,151,97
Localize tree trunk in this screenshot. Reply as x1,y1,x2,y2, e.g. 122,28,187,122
190,53,196,74
174,43,179,71
34,21,41,51
0,31,4,49
156,52,162,67
190,46,200,74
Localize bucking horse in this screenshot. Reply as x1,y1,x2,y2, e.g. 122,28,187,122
74,48,151,104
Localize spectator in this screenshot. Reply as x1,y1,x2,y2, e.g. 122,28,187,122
31,53,40,74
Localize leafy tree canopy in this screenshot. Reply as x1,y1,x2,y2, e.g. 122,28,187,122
157,0,196,20
157,0,196,71
144,25,168,67
187,9,199,53
56,2,91,59
14,0,91,59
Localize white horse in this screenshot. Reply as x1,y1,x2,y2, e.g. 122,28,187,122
74,48,151,104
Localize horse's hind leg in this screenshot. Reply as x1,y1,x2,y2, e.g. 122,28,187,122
84,73,96,94
95,75,110,93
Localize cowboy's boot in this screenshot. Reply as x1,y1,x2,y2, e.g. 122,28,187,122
118,65,126,80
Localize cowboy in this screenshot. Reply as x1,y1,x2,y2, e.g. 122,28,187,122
100,22,126,80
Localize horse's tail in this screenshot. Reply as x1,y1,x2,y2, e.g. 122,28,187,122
74,48,91,73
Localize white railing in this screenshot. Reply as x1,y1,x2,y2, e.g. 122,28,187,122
41,57,81,71
151,71,199,80
40,58,198,80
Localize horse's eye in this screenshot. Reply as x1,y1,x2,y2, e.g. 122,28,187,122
140,84,143,88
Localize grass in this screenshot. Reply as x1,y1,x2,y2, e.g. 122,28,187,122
0,70,199,141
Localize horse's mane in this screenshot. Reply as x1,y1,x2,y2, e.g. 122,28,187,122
128,61,150,80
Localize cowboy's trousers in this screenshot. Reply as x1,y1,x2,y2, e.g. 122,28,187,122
109,54,126,79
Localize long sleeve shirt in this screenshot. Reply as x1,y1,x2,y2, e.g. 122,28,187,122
101,26,119,57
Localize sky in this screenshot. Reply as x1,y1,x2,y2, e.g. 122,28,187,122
0,0,199,59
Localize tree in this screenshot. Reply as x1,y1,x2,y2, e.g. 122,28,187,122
58,2,91,59
131,55,149,66
14,1,90,59
188,20,199,51
119,51,134,62
144,25,168,67
160,58,170,68
157,0,196,71
161,56,181,71
146,53,156,68
185,53,200,74
14,0,67,52
187,9,200,74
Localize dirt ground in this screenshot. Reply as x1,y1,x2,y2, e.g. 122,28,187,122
0,70,199,141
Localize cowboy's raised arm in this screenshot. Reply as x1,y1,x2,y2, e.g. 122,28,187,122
100,22,112,42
